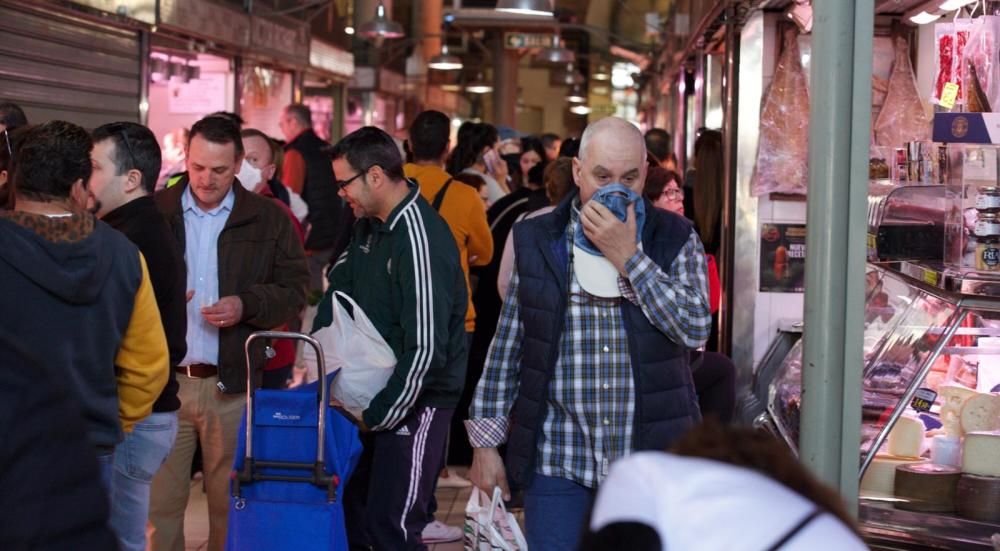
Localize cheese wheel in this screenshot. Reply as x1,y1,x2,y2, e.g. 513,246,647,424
939,384,978,438
888,416,924,458
861,454,928,497
961,393,1000,433
893,463,960,512
957,474,1000,522
962,430,1000,477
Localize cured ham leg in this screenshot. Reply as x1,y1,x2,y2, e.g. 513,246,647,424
874,37,930,147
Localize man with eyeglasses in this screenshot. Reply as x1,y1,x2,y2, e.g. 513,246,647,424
148,115,308,551
315,126,468,550
88,122,187,551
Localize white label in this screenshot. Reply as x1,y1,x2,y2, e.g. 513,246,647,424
976,220,1000,236
976,194,1000,210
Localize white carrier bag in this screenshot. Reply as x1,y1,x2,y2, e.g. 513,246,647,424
302,291,396,418
463,487,527,551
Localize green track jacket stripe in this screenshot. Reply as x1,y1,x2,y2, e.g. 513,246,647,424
314,181,467,431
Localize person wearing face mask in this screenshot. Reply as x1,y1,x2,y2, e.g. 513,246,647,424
241,128,309,223
238,128,305,390
148,115,308,551
466,117,711,551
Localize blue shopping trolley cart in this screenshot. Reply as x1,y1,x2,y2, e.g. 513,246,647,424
225,331,363,551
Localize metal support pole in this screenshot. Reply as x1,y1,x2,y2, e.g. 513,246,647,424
492,35,517,128
799,0,873,515
718,5,741,358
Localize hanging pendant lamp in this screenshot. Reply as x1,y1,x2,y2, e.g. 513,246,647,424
535,34,575,64
359,1,405,41
429,44,463,71
495,0,554,16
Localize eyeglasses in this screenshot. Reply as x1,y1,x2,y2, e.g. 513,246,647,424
105,122,138,174
335,165,373,190
662,187,684,201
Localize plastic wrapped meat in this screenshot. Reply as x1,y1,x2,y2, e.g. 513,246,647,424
935,23,956,103
875,38,931,147
751,28,809,196
964,16,999,112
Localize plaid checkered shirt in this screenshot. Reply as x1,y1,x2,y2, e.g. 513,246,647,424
466,201,710,488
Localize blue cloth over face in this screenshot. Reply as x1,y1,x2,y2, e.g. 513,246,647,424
573,183,646,256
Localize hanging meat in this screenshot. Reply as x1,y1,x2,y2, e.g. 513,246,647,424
751,28,810,197
874,37,931,148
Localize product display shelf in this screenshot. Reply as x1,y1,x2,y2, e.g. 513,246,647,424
766,262,1000,549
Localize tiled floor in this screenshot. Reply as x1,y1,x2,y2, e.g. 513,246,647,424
182,471,476,550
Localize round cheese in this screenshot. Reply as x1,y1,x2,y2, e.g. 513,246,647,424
957,473,1000,522
861,454,928,497
939,384,978,438
961,393,1000,434
887,415,925,458
962,430,1000,477
893,463,960,512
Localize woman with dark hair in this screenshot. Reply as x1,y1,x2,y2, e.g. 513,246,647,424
513,136,546,192
643,166,684,214
693,129,724,256
582,422,865,551
445,122,509,203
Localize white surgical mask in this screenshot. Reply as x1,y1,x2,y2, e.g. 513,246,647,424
236,159,262,191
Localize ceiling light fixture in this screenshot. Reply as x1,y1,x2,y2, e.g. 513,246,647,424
939,0,977,10
907,10,942,24
592,64,610,81
466,73,492,94
567,84,586,103
359,1,405,41
429,43,463,71
345,26,355,35
569,105,591,115
495,0,554,17
535,34,575,64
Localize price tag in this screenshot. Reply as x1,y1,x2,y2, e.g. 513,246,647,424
940,82,960,110
911,388,938,413
922,268,939,286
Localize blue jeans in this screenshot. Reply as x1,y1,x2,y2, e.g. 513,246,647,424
110,412,179,551
97,451,114,494
524,473,595,551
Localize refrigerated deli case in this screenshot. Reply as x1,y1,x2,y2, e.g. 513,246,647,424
762,176,1000,548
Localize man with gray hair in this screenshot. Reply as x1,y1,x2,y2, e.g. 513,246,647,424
465,117,711,550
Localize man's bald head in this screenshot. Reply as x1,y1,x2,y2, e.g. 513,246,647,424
578,117,646,162
573,117,648,203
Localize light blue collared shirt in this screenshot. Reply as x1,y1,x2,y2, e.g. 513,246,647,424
179,186,235,366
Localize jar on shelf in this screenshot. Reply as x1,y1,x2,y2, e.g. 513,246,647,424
976,187,1000,213
975,235,1000,271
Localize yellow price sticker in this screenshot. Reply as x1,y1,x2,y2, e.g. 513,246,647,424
923,269,939,286
940,82,960,110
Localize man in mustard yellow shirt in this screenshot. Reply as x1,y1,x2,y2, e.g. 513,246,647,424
404,110,493,543
0,121,169,488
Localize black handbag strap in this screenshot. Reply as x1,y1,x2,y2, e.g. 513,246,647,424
764,509,822,551
431,178,453,211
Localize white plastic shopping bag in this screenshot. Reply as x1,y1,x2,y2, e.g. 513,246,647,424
301,291,396,418
463,487,527,551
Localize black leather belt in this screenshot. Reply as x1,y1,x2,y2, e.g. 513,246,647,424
176,363,218,378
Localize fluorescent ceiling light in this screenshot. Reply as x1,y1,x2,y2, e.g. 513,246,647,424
908,10,942,24
495,0,553,17
939,0,977,10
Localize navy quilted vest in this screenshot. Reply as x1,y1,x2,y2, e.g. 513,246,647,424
507,191,702,487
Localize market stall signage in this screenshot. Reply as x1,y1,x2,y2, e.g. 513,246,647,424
911,388,938,413
251,17,309,65
504,32,551,49
760,224,806,293
933,112,1000,144
159,0,250,48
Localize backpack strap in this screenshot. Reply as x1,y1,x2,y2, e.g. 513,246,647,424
431,178,454,211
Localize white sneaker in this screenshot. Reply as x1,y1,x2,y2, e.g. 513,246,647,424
437,472,473,489
422,520,462,543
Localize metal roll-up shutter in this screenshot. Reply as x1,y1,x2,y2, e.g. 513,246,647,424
0,2,141,128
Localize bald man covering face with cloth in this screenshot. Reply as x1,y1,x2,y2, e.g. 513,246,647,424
464,117,711,550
